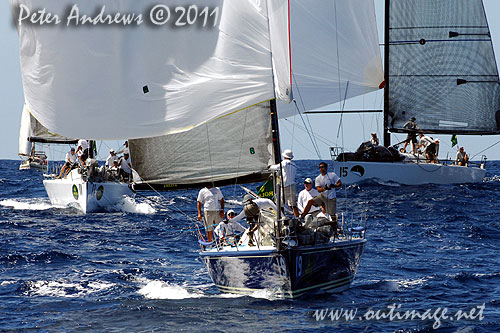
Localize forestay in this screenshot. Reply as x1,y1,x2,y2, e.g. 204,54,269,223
387,0,500,134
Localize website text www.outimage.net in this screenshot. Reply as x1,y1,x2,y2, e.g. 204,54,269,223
311,303,486,329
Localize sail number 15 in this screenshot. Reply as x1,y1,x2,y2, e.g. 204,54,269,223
339,167,348,177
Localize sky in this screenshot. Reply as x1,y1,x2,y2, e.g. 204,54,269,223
1,0,500,161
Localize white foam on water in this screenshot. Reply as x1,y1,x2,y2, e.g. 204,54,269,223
484,175,500,182
137,280,202,300
0,199,53,211
1,280,16,286
27,280,114,298
117,197,156,214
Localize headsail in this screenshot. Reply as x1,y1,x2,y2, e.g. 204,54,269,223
18,104,77,156
387,0,500,134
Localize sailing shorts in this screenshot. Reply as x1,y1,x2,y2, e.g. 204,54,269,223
312,195,336,218
203,210,223,231
283,184,297,208
406,134,417,144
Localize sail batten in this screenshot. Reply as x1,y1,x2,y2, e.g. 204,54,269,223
387,0,500,134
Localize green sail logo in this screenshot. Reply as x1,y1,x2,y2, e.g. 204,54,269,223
72,185,79,200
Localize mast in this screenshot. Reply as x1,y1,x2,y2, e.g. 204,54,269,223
270,98,283,250
383,0,391,147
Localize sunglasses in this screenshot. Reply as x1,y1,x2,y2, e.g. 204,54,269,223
228,213,236,216
319,166,326,169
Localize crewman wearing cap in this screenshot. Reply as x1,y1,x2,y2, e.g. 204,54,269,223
230,194,277,247
105,148,119,169
269,149,298,217
214,209,246,245
297,178,320,217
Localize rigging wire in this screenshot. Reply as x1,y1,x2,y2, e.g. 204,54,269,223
232,107,250,199
470,139,500,160
291,72,322,159
332,0,350,211
292,100,322,159
205,123,216,186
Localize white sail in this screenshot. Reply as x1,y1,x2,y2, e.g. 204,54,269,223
18,105,31,156
11,0,291,140
18,104,76,155
11,0,382,140
279,0,384,116
130,102,274,187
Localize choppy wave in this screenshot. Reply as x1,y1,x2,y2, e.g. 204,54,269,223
22,280,114,298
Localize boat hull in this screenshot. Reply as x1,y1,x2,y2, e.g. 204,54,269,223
43,171,134,213
200,239,366,299
332,161,485,185
19,160,47,171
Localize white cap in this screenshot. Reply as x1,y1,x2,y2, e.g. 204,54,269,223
227,209,236,215
282,149,294,159
304,178,313,184
109,148,115,153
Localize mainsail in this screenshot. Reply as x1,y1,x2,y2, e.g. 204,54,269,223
131,102,274,189
387,0,500,134
18,105,77,156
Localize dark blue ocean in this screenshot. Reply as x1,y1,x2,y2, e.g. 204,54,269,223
1,159,499,332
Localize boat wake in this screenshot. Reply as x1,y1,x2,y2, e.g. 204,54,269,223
136,278,278,300
115,197,156,214
137,279,204,299
0,198,54,211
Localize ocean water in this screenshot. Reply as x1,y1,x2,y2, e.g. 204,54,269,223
1,159,499,332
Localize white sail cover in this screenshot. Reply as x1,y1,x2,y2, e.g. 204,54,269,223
280,0,384,116
18,104,76,155
11,0,291,140
129,102,274,186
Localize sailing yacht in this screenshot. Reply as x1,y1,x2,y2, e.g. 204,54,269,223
331,0,499,185
17,104,133,213
11,0,381,297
